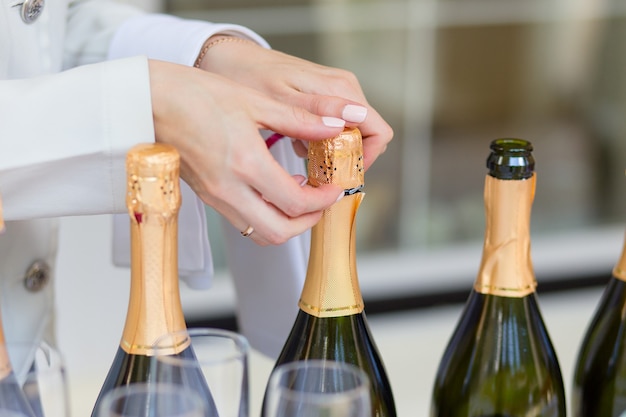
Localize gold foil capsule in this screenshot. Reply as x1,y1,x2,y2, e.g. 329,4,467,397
126,143,181,222
307,127,364,191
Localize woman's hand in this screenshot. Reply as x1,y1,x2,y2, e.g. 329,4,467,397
197,36,393,171
148,59,345,245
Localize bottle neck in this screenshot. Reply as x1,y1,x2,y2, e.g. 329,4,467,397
0,200,8,377
475,174,537,297
299,193,364,318
0,312,10,379
613,231,626,282
121,212,187,356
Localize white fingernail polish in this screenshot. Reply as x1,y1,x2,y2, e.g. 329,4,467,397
335,192,344,202
323,116,346,128
300,178,308,186
342,104,368,123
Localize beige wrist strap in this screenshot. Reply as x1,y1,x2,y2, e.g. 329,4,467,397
194,36,258,68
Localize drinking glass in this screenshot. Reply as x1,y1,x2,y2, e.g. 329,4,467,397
264,360,372,417
0,369,35,417
153,328,249,417
96,383,205,417
8,340,69,417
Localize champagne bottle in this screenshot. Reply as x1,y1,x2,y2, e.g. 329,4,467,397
264,127,397,417
572,229,626,416
0,321,37,417
91,144,215,417
430,138,566,417
0,202,36,417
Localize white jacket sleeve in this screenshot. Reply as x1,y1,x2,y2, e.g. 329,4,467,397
107,13,270,64
64,1,269,68
0,0,156,219
0,56,154,220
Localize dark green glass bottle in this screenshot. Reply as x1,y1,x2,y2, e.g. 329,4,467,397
430,138,566,417
264,128,397,417
572,230,626,417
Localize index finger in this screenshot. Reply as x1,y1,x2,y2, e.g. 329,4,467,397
284,90,393,172
250,156,344,219
352,106,393,171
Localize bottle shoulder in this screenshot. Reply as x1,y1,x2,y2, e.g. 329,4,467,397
574,277,626,379
277,310,376,362
432,291,565,416
274,310,397,417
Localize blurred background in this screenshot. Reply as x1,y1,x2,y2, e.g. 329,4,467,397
166,0,626,248
165,0,626,305
55,0,626,415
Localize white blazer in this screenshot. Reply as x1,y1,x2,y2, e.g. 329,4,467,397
0,0,308,372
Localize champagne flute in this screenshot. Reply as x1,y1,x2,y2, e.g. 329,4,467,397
152,328,249,417
96,383,205,417
264,360,372,417
9,340,69,417
0,370,35,417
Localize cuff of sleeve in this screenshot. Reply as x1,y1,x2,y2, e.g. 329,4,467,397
105,56,155,213
108,14,270,66
0,56,153,219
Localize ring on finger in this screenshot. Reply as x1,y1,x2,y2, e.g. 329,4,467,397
241,225,254,237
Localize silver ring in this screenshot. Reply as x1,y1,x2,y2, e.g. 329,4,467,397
241,225,254,237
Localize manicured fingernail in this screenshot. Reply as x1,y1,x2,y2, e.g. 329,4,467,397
322,116,346,128
335,191,344,202
291,138,308,149
300,177,308,186
342,104,368,123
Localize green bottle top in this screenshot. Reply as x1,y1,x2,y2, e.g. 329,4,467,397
487,138,535,180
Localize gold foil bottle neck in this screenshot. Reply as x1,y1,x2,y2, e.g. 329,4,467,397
126,143,181,220
300,128,365,318
0,198,8,378
0,306,6,377
474,174,537,297
0,196,4,232
615,171,626,281
122,143,187,355
308,127,364,190
0,198,3,341
613,231,626,282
